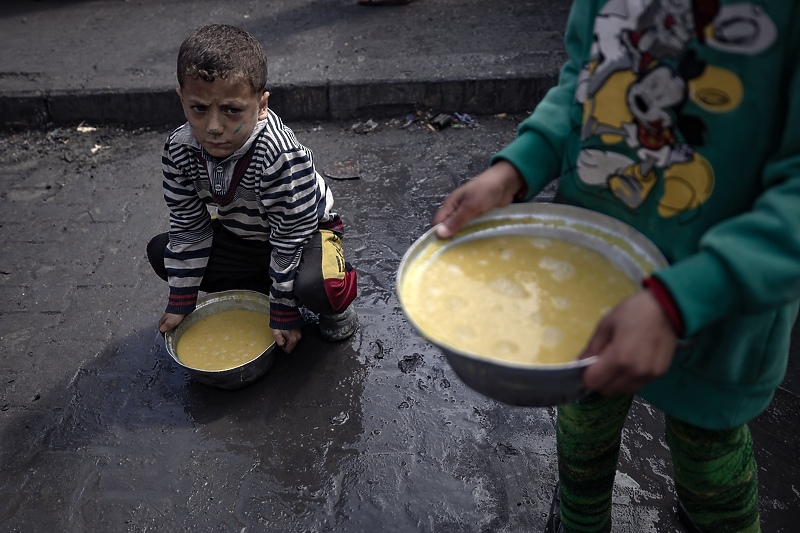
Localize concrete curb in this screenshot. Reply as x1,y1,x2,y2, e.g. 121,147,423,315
0,74,558,130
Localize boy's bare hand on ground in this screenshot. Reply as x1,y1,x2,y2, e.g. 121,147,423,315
273,328,302,353
159,312,185,334
432,161,525,239
580,290,678,397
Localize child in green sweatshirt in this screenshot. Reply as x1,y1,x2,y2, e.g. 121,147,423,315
433,1,800,531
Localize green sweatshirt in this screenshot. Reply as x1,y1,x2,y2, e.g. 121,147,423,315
495,0,800,429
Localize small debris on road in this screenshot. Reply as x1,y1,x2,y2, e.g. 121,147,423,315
76,122,98,133
351,119,379,134
323,159,360,180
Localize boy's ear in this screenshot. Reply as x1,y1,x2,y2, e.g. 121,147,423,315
259,91,270,119
175,86,184,104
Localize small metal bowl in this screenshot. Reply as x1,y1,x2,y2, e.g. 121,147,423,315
396,203,668,407
164,290,277,390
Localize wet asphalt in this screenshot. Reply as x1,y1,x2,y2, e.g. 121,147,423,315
1,1,799,532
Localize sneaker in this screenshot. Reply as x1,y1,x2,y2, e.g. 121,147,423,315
544,482,565,533
319,305,358,341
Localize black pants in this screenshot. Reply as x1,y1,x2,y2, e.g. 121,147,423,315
146,221,355,314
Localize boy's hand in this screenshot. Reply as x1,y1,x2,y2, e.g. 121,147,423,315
159,312,185,334
432,161,525,239
580,290,678,396
272,328,302,353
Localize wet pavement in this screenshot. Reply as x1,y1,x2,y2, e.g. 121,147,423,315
2,117,798,532
1,1,799,532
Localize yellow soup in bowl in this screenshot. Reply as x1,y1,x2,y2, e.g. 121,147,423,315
176,308,274,371
401,235,637,365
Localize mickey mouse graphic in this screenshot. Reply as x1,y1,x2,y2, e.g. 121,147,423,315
575,1,776,218
594,53,707,209
577,0,719,102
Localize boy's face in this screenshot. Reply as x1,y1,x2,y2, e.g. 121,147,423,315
177,76,269,159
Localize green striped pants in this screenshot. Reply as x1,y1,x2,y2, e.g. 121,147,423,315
556,394,760,532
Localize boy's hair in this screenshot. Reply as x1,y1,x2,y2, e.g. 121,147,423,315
177,24,268,94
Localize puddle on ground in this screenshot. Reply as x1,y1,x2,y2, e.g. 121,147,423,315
2,121,798,531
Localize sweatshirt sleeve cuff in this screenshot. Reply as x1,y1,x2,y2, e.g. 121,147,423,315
491,129,561,201
652,251,743,336
643,276,685,337
166,287,198,315
269,303,304,330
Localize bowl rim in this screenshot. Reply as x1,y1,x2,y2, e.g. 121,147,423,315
396,202,668,370
164,289,276,374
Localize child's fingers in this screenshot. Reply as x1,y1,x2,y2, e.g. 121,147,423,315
433,194,472,238
273,330,286,348
580,316,647,395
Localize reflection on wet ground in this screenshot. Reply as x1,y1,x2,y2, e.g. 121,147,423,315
0,117,798,531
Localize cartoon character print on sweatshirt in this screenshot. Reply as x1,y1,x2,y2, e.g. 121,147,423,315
574,0,777,218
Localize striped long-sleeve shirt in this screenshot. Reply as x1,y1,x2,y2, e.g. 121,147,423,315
161,109,336,329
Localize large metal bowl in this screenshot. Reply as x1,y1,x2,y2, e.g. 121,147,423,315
396,203,668,407
164,290,277,390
